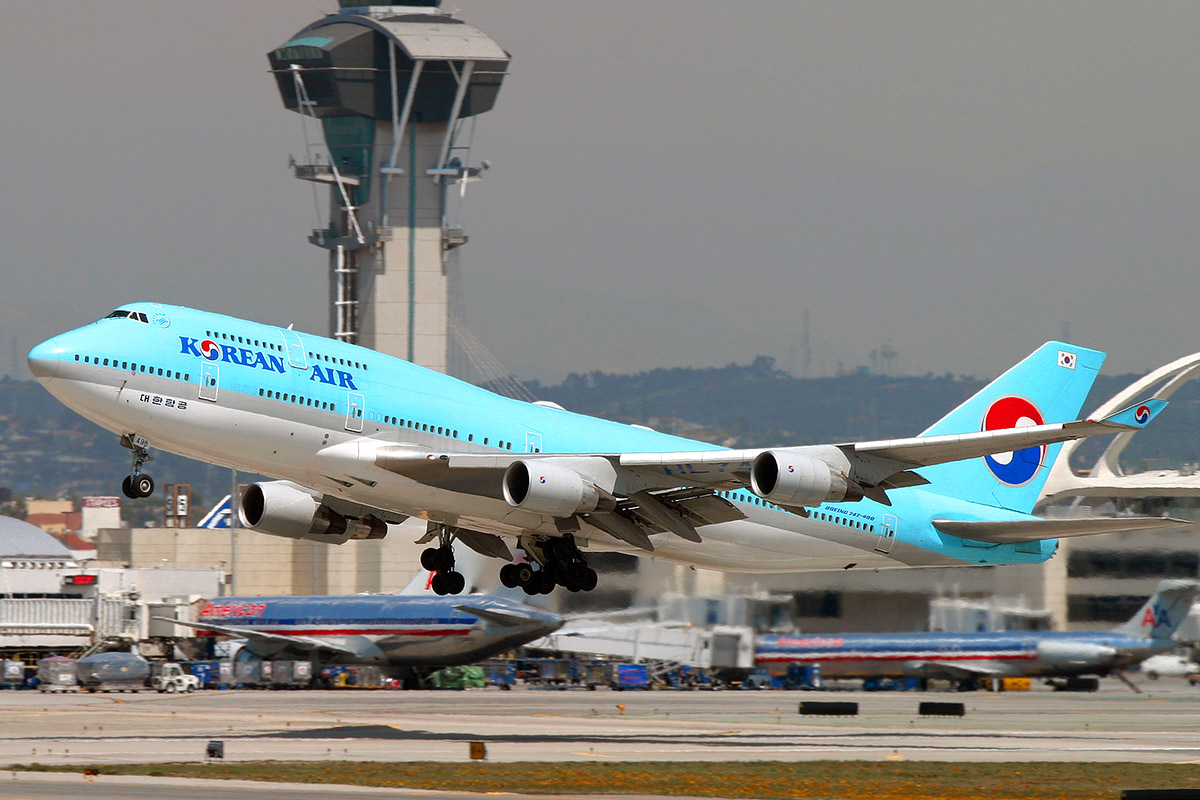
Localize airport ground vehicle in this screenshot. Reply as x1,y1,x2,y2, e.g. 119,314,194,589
152,663,200,693
77,652,150,693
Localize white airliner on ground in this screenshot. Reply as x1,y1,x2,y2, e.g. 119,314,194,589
28,303,1183,596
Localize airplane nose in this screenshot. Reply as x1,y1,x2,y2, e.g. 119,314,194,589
27,337,63,384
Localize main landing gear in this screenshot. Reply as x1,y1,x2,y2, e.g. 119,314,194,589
120,434,155,499
500,535,598,596
421,526,466,596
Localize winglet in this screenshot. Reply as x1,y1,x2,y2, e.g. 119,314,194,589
1098,397,1168,429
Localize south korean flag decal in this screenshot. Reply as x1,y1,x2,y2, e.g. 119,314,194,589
1057,350,1077,370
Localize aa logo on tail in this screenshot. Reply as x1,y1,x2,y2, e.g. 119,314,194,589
1142,602,1171,629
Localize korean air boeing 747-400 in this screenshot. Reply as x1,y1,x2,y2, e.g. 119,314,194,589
27,303,1184,596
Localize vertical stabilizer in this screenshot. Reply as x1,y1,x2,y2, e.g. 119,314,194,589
916,342,1104,513
1112,580,1200,640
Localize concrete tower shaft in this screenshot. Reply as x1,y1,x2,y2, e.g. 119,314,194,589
268,4,509,374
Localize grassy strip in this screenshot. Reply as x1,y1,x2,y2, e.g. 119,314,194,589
11,760,1200,799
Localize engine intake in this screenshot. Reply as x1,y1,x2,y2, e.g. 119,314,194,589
503,460,615,517
239,481,386,544
750,450,864,507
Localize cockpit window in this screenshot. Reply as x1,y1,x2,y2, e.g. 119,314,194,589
103,310,150,323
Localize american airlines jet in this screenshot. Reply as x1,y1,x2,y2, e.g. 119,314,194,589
28,303,1181,596
756,580,1199,686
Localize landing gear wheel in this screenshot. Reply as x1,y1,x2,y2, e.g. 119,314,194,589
499,563,521,588
533,570,556,595
444,570,466,595
121,476,137,500
420,546,454,573
580,568,600,594
563,564,598,593
420,548,440,571
431,570,465,595
133,474,154,498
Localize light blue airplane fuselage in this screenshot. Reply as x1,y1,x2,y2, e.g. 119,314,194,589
29,302,1092,574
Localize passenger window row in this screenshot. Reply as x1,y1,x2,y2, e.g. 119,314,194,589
252,386,519,451
206,329,282,353
76,354,187,382
716,490,877,532
813,510,875,533
259,388,335,412
370,413,515,451
307,350,367,371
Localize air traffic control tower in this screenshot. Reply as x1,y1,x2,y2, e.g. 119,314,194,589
269,1,508,373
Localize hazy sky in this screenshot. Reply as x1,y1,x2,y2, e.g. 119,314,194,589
4,2,1200,383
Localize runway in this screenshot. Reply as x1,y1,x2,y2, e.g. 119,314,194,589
2,678,1198,767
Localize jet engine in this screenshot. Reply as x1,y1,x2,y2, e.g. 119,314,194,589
502,460,616,517
239,481,386,544
750,450,864,507
1035,639,1118,669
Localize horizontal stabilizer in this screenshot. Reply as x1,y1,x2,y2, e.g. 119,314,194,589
455,604,542,629
932,516,1189,544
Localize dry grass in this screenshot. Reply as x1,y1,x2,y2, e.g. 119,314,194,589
14,760,1200,798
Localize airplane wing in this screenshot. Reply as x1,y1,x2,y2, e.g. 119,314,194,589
904,660,1017,680
151,617,360,657
375,397,1167,502
933,516,1191,544
616,398,1169,490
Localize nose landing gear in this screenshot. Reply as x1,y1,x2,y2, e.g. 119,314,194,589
119,434,155,499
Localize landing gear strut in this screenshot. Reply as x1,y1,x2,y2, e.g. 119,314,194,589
421,526,466,596
120,435,155,499
500,535,598,595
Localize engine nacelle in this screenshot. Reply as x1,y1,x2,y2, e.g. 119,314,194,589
239,481,386,544
1035,639,1117,668
503,460,614,517
750,450,864,507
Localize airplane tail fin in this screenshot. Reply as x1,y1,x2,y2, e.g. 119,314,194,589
1112,580,1199,640
915,342,1105,513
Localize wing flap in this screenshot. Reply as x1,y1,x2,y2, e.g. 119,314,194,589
932,516,1190,544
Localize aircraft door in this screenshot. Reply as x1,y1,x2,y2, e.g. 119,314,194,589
199,363,219,402
279,329,308,370
875,514,898,554
525,431,543,453
345,392,365,432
